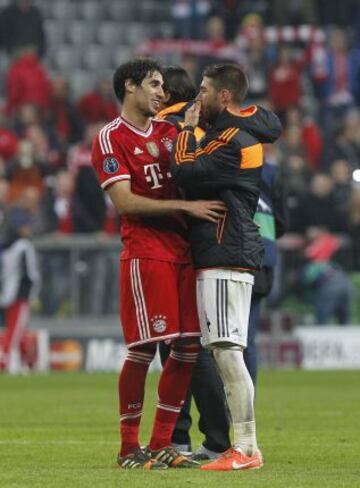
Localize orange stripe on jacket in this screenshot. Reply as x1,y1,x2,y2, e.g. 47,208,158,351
175,131,186,164
240,143,263,169
202,128,239,154
175,131,196,164
157,102,188,119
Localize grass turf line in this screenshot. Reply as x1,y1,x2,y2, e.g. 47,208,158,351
0,370,359,487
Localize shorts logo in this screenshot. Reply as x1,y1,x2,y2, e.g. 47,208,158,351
151,315,167,333
146,142,160,158
161,137,173,153
103,157,119,174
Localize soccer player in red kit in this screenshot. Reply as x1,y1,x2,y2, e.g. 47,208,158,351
92,58,225,469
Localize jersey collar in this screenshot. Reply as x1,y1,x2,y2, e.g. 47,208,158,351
120,116,153,138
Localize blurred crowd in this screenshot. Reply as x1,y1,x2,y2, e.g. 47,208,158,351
0,0,359,320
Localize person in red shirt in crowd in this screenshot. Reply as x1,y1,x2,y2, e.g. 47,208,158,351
92,58,225,469
77,79,118,124
6,140,45,203
67,124,98,177
48,76,84,146
269,43,303,117
0,103,18,163
285,107,323,170
6,48,52,117
13,103,62,170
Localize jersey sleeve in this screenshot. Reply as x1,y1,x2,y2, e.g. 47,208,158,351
91,132,130,190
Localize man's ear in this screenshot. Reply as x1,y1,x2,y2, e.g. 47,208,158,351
163,91,171,103
125,78,136,95
220,88,232,105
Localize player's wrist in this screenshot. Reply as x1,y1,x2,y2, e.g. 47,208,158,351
183,125,195,132
178,200,192,214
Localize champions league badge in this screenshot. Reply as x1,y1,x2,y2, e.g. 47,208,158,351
161,137,173,153
146,141,160,158
151,315,167,333
103,157,119,174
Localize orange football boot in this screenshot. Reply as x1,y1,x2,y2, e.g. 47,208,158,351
201,447,263,471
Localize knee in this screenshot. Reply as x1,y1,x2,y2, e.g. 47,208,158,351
212,344,245,381
170,342,199,364
128,343,157,363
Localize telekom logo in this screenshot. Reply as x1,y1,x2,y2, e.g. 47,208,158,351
144,163,164,189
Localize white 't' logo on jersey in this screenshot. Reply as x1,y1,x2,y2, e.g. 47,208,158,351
144,163,164,189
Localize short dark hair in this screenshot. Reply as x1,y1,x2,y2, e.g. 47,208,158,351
203,63,249,104
113,58,163,103
162,66,197,105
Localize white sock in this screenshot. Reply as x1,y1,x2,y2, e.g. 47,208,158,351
213,347,258,455
233,421,257,455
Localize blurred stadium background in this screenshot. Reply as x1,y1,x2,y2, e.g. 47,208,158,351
0,0,360,374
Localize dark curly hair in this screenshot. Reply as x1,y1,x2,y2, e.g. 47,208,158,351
113,58,163,103
162,66,197,105
203,63,249,105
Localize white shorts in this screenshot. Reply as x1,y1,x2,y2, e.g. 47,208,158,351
196,269,254,348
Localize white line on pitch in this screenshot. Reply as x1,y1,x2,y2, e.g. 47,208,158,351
0,440,118,445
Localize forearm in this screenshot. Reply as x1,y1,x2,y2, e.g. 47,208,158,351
108,187,189,217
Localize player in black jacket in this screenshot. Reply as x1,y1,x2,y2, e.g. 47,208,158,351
171,63,282,471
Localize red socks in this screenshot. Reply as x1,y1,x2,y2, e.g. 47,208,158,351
149,343,198,451
119,345,156,456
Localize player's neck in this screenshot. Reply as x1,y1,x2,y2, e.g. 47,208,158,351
225,102,242,114
121,106,151,132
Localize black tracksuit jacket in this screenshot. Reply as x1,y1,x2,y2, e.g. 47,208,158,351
171,105,282,270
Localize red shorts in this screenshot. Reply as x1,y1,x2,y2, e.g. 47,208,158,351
120,258,200,348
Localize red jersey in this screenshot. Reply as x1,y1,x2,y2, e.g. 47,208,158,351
92,116,190,263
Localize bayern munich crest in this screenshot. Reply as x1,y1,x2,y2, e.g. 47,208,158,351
146,141,160,158
161,137,173,153
103,156,119,174
151,315,167,333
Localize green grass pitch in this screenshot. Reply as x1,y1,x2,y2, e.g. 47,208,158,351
0,370,359,487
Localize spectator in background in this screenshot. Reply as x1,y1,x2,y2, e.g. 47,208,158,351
70,124,107,316
5,140,46,202
8,186,45,235
42,170,74,235
272,0,318,25
244,37,270,104
330,159,353,210
0,102,18,166
279,123,307,163
0,178,9,226
13,104,61,170
292,173,347,234
205,16,226,48
77,79,118,124
322,110,360,170
299,229,353,324
6,51,52,117
269,43,303,118
315,29,355,132
0,0,46,58
347,187,360,269
48,77,84,146
172,0,212,40
285,107,323,170
40,170,74,316
0,210,40,374
282,154,312,232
